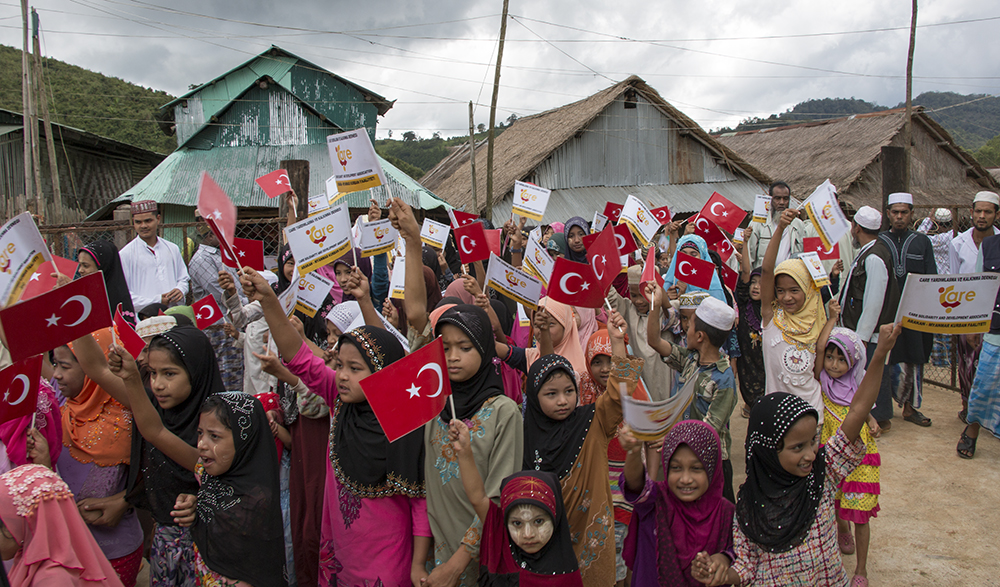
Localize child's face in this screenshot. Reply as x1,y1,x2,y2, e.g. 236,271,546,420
198,410,236,476
52,346,86,399
589,355,611,390
749,275,762,301
628,285,650,315
440,324,482,383
77,252,98,276
333,343,372,403
656,253,671,270
148,349,193,409
326,320,343,347
334,264,352,288
534,312,565,348
774,275,806,314
283,258,296,282
679,309,695,335
567,226,587,253
538,371,577,421
507,504,554,554
824,346,849,379
778,415,819,477
685,314,704,351
667,444,710,502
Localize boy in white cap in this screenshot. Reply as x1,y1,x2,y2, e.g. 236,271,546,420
878,192,937,429
646,285,737,501
948,191,1000,421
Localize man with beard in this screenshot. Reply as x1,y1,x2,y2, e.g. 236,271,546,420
948,191,1000,422
879,192,937,429
746,181,804,267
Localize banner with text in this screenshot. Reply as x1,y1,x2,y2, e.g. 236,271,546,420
522,236,554,287
359,219,398,257
295,271,335,318
894,273,1000,334
284,203,353,276
326,129,387,195
0,212,50,307
802,180,849,251
511,181,551,221
617,195,659,248
485,253,543,310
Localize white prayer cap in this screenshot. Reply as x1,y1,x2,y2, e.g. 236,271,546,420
934,208,952,223
854,206,882,231
887,192,913,206
326,301,361,334
974,191,1000,207
695,296,735,331
136,316,176,340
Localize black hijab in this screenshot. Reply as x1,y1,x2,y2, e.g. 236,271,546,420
138,302,169,321
522,355,595,479
192,392,285,587
490,298,514,336
563,217,589,264
331,326,424,513
736,392,825,553
80,239,136,324
126,325,226,524
275,244,331,347
434,304,504,422
332,249,373,303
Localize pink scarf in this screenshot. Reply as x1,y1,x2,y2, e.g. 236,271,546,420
819,327,866,407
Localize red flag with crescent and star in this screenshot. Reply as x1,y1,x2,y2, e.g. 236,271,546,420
698,192,746,235
221,237,266,271
448,210,479,229
803,237,840,260
0,356,42,425
453,221,491,264
690,214,725,246
640,246,665,302
485,229,503,258
191,295,224,330
198,172,237,250
18,255,78,302
673,252,715,290
651,205,672,225
0,272,113,363
255,169,292,198
613,223,639,256
361,337,452,443
582,227,620,293
603,202,624,224
719,260,739,292
547,257,605,309
709,235,736,263
113,303,146,358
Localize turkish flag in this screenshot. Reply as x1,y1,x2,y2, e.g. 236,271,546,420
690,215,725,246
113,304,146,358
254,169,292,198
547,257,605,309
0,356,42,425
613,223,639,256
698,192,746,234
197,172,237,249
191,295,224,330
485,229,502,258
448,210,479,229
0,272,113,363
454,221,491,264
673,252,715,290
803,237,840,260
651,205,672,225
719,261,739,292
709,235,736,263
221,237,266,271
640,247,665,302
362,337,452,443
603,202,624,224
583,227,620,293
18,255,78,302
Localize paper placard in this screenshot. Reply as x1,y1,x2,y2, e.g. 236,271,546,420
359,219,398,257
752,194,771,224
511,181,551,221
529,226,542,243
420,218,450,250
0,212,50,307
277,282,297,317
284,203,353,276
621,382,694,442
485,253,543,310
326,129,387,195
325,175,346,205
617,194,659,248
389,258,406,299
517,303,530,327
522,236,554,287
294,272,335,318
802,180,850,251
893,273,1000,334
592,211,609,233
799,251,831,288
307,194,330,217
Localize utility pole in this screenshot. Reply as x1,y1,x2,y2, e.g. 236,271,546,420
20,0,33,204
468,101,478,214
33,9,62,223
902,0,917,193
484,0,509,222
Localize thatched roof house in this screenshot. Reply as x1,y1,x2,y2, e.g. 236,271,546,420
716,108,999,211
423,76,770,220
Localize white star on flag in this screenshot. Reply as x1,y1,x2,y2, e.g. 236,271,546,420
45,314,60,327
276,179,283,185
691,269,698,274
580,281,590,290
238,250,245,257
407,384,421,398
213,209,222,220
29,272,40,282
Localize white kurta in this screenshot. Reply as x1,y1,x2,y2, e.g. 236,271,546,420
949,227,1000,275
119,236,190,310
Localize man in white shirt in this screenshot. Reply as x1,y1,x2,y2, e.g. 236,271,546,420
947,191,1000,421
746,181,803,268
120,200,191,311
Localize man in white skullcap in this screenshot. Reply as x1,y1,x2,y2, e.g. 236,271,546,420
878,192,937,429
948,191,1000,421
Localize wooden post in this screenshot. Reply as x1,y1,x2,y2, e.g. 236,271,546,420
20,0,33,203
468,101,478,214
903,0,917,193
279,160,309,223
881,146,906,230
32,9,62,224
485,0,510,223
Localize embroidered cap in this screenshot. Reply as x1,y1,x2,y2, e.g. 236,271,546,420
887,192,913,206
136,316,176,339
695,295,735,331
933,208,952,223
678,290,710,309
130,200,158,216
853,206,882,231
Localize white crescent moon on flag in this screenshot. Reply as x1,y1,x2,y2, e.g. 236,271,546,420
61,295,92,327
655,209,667,220
460,235,473,255
710,202,725,217
7,375,29,406
591,256,605,280
615,234,626,249
278,173,290,186
678,261,693,276
199,304,216,321
417,363,444,398
559,272,582,295
696,218,710,233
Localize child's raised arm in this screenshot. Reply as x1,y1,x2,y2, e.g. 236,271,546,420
388,197,429,333
619,427,645,494
841,323,902,442
240,267,303,361
813,299,841,381
645,283,673,357
740,226,753,282
760,208,798,327
448,419,489,522
345,267,384,331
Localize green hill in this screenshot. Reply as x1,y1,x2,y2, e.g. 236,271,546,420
0,44,176,154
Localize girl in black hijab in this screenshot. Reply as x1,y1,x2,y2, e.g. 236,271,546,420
79,239,136,324
275,244,331,347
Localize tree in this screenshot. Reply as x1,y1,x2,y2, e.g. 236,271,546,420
477,123,486,133
432,131,441,139
403,131,417,142
975,134,1000,167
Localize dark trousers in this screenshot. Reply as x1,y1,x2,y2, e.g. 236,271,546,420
866,341,895,422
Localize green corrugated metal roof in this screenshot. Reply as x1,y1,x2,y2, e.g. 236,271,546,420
89,145,450,219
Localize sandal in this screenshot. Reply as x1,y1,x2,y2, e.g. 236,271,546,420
958,427,977,459
903,409,932,427
851,576,869,587
741,405,750,419
838,530,855,555
959,409,968,424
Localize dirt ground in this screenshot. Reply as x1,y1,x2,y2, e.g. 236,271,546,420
727,383,1000,586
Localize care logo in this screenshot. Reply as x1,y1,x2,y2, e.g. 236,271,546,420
297,278,315,292
821,202,835,225
374,226,390,242
534,249,547,265
334,145,352,171
505,270,526,288
428,225,438,235
0,243,15,274
519,188,536,203
307,225,330,246
938,285,976,314
636,209,648,225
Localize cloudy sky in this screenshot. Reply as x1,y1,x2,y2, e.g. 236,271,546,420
1,0,997,139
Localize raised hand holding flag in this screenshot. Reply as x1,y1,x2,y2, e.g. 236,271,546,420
639,246,665,302
547,257,605,309
453,221,491,264
254,169,292,198
0,356,42,425
673,252,715,290
698,192,747,234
